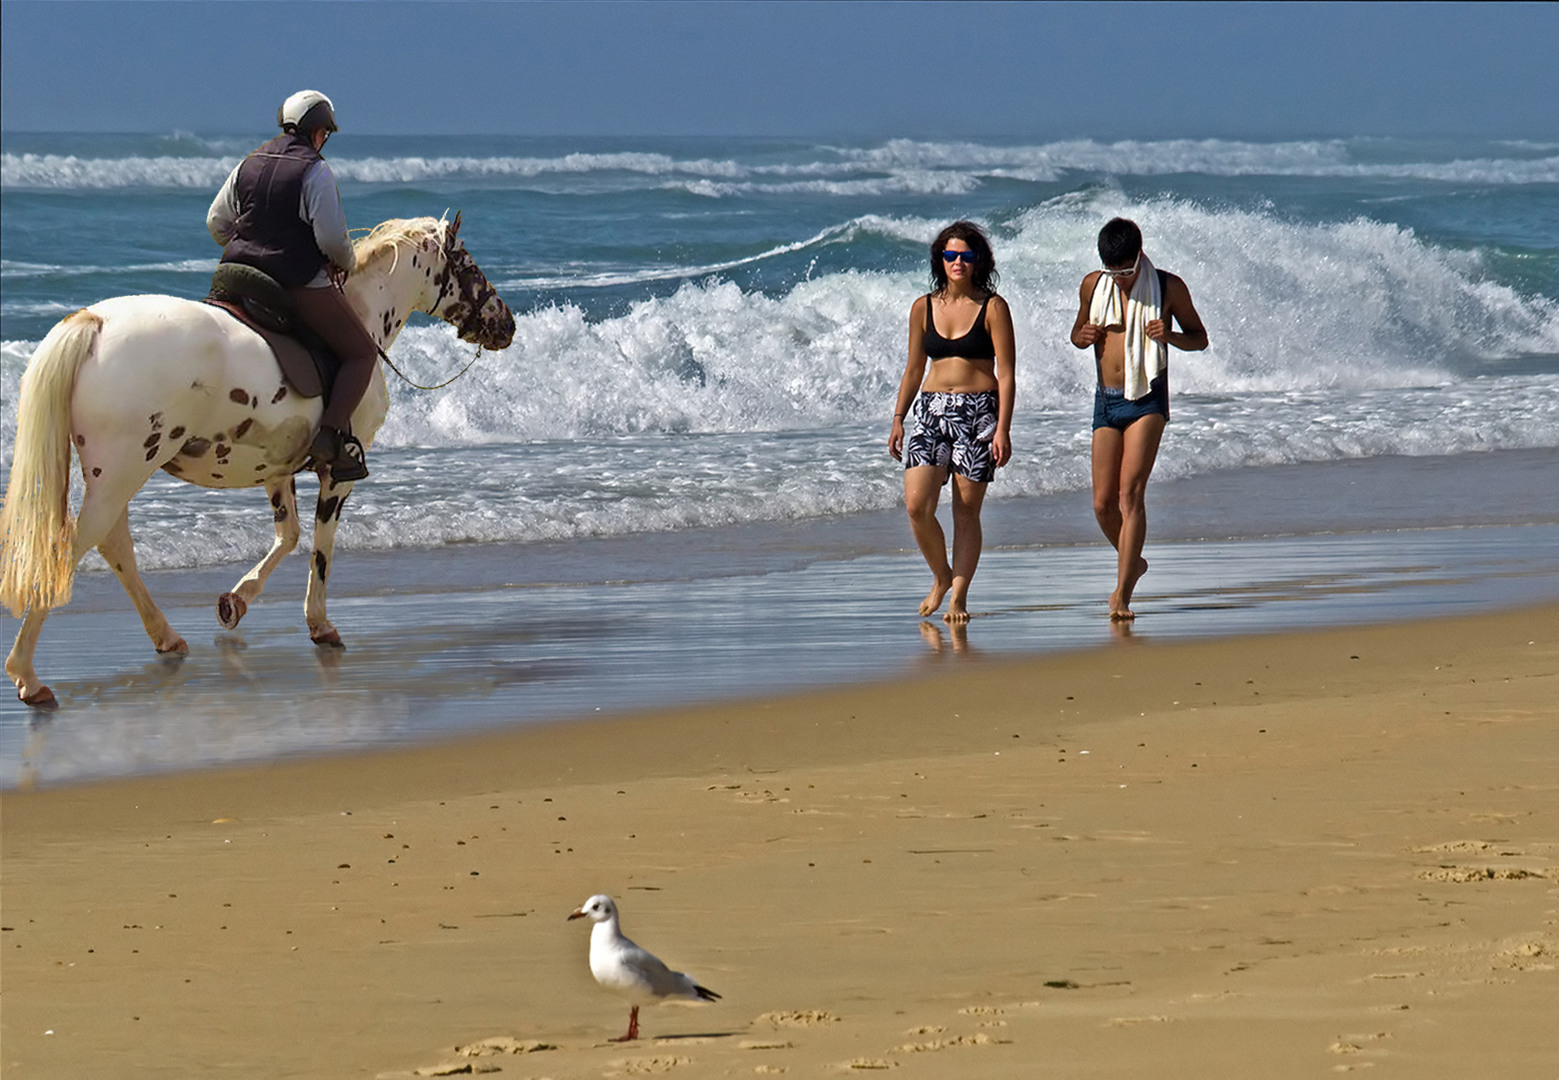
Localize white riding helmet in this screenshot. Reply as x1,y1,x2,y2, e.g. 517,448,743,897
277,90,338,135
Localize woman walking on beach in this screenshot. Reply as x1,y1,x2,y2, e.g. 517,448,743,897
888,221,1016,624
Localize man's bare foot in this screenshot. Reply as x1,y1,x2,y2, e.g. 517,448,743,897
944,603,970,625
919,577,952,616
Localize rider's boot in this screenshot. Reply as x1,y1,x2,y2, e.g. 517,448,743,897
309,425,369,482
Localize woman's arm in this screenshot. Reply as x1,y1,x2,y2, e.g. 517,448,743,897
988,294,1016,468
889,296,930,461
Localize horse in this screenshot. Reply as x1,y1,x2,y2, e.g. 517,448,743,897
0,214,516,707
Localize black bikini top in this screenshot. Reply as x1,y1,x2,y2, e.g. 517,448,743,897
923,294,996,360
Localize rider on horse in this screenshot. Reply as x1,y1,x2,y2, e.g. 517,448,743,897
207,89,375,481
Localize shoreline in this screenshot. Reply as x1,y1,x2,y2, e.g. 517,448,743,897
3,602,1555,1077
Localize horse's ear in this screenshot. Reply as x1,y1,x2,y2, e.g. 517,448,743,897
448,211,462,245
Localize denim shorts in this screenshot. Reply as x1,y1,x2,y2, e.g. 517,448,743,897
1092,375,1169,431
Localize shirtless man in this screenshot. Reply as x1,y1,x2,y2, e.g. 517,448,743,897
1069,218,1207,619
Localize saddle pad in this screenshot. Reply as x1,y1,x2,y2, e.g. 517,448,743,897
203,299,331,400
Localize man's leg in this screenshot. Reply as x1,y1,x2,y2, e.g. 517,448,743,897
945,473,989,625
904,465,952,616
1091,425,1125,550
1109,414,1165,619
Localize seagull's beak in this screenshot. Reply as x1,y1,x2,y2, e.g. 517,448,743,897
567,909,586,921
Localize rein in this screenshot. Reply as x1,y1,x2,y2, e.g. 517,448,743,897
376,342,485,391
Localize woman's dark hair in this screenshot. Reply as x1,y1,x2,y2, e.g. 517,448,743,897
929,220,999,296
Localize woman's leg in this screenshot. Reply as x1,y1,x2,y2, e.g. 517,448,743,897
945,473,989,624
904,464,952,616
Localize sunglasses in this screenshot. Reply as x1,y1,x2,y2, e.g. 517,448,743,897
1102,252,1141,279
941,249,978,265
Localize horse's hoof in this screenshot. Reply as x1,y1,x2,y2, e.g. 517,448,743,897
217,592,248,630
20,685,58,710
156,636,190,656
311,629,343,648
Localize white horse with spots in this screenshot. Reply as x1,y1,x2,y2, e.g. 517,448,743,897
0,214,514,707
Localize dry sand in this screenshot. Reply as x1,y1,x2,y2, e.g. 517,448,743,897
3,605,1556,1078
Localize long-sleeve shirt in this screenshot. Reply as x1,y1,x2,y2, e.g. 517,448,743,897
207,156,355,287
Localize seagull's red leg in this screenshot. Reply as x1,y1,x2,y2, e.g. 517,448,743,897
612,1005,640,1042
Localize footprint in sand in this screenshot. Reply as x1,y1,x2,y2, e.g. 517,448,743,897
756,1009,841,1028
841,1059,896,1070
893,1033,999,1053
1494,937,1554,971
739,1039,794,1050
1106,1015,1172,1027
1417,865,1545,882
454,1036,557,1056
608,1054,691,1075
1328,1031,1391,1065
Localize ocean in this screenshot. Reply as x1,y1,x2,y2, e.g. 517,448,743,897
2,133,1557,783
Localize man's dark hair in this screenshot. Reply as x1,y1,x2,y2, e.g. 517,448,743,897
1097,217,1142,268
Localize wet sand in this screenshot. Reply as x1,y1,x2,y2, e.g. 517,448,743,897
6,450,1559,787
3,602,1556,1078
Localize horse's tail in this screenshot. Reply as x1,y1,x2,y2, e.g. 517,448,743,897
0,308,100,617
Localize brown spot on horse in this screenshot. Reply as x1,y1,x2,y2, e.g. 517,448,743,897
229,388,250,405
170,426,186,439
181,437,211,457
272,386,288,403
233,418,254,439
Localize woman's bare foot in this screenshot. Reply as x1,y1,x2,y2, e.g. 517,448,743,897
1109,557,1150,619
944,604,970,625
919,577,952,616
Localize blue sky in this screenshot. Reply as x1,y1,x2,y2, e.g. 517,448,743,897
2,1,1554,139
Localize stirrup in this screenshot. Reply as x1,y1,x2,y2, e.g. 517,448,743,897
310,426,369,482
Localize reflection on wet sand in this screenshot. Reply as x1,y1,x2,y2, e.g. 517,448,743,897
4,522,1557,787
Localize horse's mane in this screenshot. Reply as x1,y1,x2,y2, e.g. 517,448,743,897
351,216,447,268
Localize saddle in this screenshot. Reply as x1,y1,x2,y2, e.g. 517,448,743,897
204,264,340,401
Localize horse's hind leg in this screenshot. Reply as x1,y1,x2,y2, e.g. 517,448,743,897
97,505,187,655
218,477,301,629
7,609,59,707
5,474,177,705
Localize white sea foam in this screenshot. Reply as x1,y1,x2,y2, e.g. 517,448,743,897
3,191,1556,568
6,138,1555,190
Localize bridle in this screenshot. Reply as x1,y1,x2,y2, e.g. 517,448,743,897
378,213,502,391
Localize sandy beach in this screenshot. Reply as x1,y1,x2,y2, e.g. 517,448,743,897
3,602,1555,1078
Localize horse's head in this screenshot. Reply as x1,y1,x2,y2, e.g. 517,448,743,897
428,212,515,350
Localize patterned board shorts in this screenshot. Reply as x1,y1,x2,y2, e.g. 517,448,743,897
904,390,999,484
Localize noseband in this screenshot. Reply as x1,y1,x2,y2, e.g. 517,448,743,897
431,236,502,344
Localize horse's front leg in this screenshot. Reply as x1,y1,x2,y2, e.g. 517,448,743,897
304,473,355,647
218,477,301,629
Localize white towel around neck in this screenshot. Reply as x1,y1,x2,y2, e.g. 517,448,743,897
1089,253,1166,401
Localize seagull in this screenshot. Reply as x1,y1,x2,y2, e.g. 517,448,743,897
568,893,721,1041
